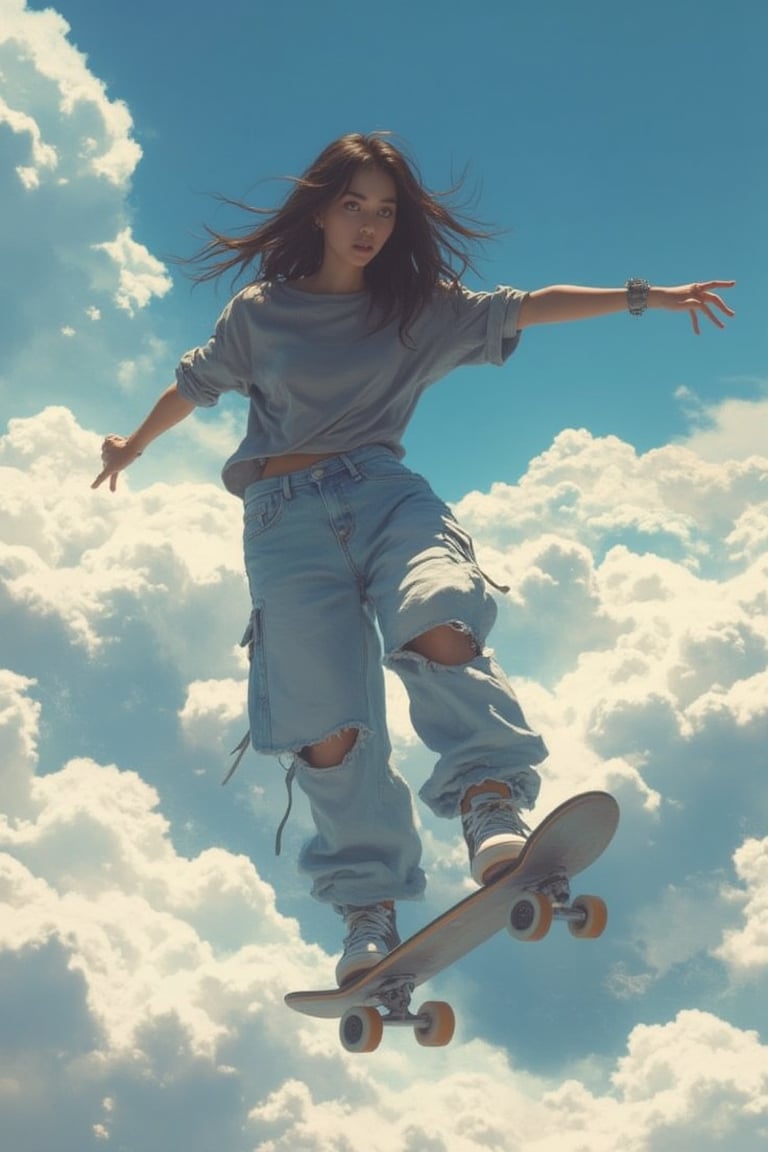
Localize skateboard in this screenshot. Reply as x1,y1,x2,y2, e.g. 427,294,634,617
285,790,620,1052
285,792,621,1055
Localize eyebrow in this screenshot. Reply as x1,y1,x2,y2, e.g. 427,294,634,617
344,188,398,204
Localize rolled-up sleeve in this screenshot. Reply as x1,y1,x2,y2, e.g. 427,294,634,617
175,296,253,407
494,285,528,364
438,284,528,369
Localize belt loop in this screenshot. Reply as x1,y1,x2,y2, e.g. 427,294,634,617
340,453,362,482
281,475,293,499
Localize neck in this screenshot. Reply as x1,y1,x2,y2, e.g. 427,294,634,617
297,261,366,296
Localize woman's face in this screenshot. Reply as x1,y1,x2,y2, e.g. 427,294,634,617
315,165,398,280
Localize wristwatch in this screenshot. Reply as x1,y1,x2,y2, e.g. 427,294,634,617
626,278,650,316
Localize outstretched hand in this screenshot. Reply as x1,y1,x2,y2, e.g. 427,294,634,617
654,281,735,335
91,435,141,492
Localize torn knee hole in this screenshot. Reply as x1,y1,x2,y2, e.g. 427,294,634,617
300,727,359,769
404,621,480,666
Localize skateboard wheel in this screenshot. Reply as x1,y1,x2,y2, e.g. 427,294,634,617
569,894,608,939
339,1006,384,1053
508,891,553,941
415,1001,456,1048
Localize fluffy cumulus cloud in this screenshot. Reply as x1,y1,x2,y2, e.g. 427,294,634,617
675,381,768,464
2,405,767,1150
0,406,245,665
3,669,768,1152
246,1012,768,1151
454,430,767,804
716,836,768,975
0,0,140,186
455,429,768,990
0,704,323,1152
93,228,173,316
0,0,172,413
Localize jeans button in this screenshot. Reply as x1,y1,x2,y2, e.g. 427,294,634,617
311,467,324,479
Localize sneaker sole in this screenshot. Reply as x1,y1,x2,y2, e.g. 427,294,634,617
336,951,391,987
471,838,525,886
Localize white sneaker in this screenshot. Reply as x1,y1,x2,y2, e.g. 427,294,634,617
335,902,400,986
462,786,529,885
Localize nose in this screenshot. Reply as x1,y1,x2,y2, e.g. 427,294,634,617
359,221,374,237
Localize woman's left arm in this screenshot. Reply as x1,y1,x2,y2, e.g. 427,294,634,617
518,281,736,335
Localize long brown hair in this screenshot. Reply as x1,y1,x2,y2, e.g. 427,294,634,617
186,132,494,338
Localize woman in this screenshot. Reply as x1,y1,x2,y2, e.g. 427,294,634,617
92,132,734,985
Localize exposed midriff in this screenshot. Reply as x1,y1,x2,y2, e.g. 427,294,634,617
260,451,341,478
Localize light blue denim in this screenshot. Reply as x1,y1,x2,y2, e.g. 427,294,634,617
242,446,547,907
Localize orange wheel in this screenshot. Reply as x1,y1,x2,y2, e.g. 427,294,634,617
569,895,608,939
415,1001,456,1048
340,1006,384,1053
508,891,553,941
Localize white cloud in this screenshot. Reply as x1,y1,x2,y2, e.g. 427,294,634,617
93,227,172,315
0,2,175,416
4,699,768,1152
179,678,247,751
0,0,141,187
608,1010,768,1144
0,92,58,187
0,407,245,658
455,427,768,570
446,428,768,1012
454,434,768,757
716,837,768,975
676,384,768,464
239,1011,768,1151
0,668,39,815
1,404,767,1150
725,500,768,563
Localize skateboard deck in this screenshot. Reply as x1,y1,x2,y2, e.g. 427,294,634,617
285,790,619,1051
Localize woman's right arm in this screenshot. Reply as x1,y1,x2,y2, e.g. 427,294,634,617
91,382,196,492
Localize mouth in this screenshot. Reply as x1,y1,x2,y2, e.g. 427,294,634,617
352,242,374,254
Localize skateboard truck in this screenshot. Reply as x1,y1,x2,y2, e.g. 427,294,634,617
534,870,571,904
374,974,417,1020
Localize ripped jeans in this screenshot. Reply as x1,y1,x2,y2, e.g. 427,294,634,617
242,446,547,907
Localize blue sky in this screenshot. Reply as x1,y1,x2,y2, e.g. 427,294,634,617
1,2,767,1149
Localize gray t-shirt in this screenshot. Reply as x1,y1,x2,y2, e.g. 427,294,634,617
176,279,526,496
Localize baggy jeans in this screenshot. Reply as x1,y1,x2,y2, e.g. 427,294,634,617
242,446,547,907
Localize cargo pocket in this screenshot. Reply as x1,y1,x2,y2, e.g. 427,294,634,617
223,608,268,785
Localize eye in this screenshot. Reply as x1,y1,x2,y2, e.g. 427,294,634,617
379,207,395,219
342,199,360,211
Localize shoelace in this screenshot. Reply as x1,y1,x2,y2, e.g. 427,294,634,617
342,905,395,948
463,797,529,847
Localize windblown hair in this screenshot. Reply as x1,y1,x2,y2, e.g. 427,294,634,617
185,132,494,339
